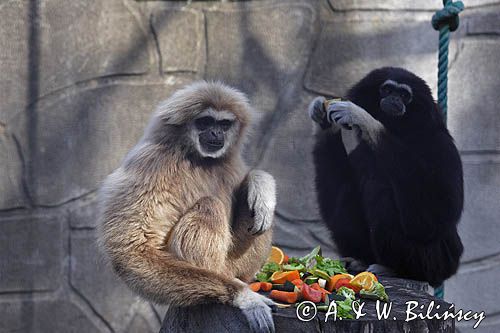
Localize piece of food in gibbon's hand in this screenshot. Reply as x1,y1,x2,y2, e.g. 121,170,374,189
323,98,349,113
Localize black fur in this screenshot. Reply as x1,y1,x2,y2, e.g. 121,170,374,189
313,67,464,287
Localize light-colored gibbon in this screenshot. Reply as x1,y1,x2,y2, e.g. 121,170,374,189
98,81,277,333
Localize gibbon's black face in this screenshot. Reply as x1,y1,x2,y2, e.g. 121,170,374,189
379,79,413,117
190,109,239,159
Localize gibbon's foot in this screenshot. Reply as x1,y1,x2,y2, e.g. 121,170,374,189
367,264,397,277
234,287,276,333
247,170,276,235
341,257,369,274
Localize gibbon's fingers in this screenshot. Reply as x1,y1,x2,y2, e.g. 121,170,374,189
168,196,231,273
234,288,275,333
308,97,328,126
247,170,276,235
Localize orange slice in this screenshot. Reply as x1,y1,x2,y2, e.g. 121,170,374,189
270,270,301,284
326,273,353,292
267,246,285,265
350,272,377,291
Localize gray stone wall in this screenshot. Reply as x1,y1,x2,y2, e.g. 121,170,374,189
0,1,498,332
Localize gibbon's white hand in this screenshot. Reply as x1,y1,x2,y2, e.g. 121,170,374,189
247,170,276,235
327,100,384,148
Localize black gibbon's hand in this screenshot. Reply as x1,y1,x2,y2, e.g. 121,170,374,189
234,286,276,333
327,101,384,147
308,96,331,130
247,170,276,235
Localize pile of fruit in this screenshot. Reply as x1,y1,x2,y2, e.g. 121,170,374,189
249,246,389,319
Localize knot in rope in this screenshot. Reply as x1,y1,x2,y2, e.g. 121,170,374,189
432,0,464,32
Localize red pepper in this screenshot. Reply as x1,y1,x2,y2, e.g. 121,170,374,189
334,278,356,292
311,282,331,295
301,283,322,303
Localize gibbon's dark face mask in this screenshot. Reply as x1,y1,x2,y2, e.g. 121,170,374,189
379,80,413,117
195,116,234,153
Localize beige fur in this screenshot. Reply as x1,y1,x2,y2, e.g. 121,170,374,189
97,81,275,309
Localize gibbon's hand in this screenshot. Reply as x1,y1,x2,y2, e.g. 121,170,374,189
327,101,384,146
247,170,276,235
234,286,276,333
308,96,331,129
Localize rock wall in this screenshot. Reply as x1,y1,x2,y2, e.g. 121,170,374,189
0,1,499,332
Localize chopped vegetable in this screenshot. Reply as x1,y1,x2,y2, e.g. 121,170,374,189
337,286,356,301
271,270,301,284
314,255,347,276
269,290,298,304
260,282,272,292
282,263,306,272
255,262,281,282
359,281,389,302
326,273,353,292
336,298,355,319
334,278,353,291
304,277,319,285
310,283,331,295
249,282,261,292
301,283,322,303
272,281,295,292
287,245,321,269
254,245,389,320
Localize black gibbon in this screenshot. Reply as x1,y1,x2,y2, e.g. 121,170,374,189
309,67,463,287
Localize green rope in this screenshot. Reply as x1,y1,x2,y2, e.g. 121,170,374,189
431,0,464,299
432,0,464,124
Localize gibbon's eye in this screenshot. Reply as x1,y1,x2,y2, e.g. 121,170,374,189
195,116,215,130
379,84,393,97
399,88,413,104
218,119,234,131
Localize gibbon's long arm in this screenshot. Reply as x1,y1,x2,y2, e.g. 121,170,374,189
228,170,275,282
328,101,463,242
114,244,245,306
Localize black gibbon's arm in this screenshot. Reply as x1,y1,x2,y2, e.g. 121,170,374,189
327,101,462,242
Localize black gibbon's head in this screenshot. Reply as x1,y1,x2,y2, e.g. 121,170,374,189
146,81,254,160
347,67,443,131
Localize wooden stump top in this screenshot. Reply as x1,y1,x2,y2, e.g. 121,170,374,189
160,277,455,332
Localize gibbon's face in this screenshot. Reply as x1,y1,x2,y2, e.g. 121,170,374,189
189,108,240,159
378,79,413,117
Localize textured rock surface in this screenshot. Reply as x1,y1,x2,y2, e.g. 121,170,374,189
0,299,105,333
12,82,188,206
0,0,499,332
151,7,205,73
0,214,63,292
0,128,26,209
448,40,500,151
